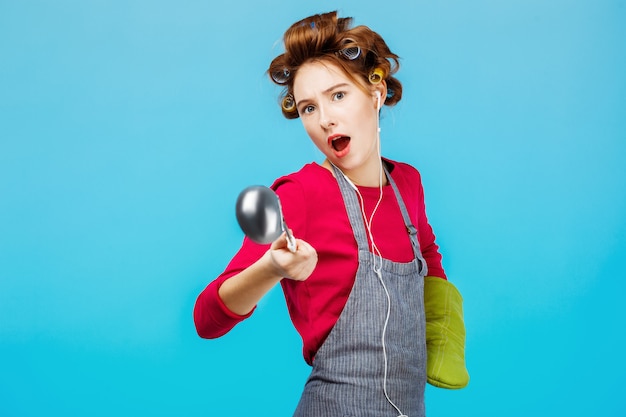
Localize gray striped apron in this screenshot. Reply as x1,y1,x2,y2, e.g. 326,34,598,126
293,164,428,417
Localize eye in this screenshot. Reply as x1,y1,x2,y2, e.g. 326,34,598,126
302,104,316,114
333,91,346,101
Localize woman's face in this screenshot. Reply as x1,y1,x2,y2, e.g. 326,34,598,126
292,61,385,183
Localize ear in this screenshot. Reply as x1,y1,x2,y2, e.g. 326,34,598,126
372,81,388,110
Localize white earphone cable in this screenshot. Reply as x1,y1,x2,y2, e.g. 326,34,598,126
333,94,407,417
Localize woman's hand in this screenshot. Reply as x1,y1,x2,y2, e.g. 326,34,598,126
217,232,317,316
268,231,317,281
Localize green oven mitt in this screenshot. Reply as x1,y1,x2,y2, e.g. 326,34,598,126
424,276,469,389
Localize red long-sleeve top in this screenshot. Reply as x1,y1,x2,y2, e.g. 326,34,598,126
194,160,446,365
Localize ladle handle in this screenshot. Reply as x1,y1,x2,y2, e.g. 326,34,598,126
283,222,296,253
275,193,296,253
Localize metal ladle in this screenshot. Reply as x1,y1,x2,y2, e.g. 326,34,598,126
235,185,296,252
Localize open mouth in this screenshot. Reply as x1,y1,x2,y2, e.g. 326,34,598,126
330,136,351,152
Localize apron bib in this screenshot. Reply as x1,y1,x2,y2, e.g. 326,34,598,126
293,163,428,417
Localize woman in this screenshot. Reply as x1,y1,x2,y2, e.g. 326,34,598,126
194,11,467,417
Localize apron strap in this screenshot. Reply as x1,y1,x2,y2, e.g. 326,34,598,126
331,160,428,276
331,163,371,252
383,163,428,276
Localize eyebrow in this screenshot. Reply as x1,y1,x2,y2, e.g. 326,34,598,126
296,83,351,108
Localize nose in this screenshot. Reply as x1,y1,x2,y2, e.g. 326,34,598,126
318,105,336,130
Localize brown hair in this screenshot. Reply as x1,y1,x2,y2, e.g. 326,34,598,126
268,11,402,119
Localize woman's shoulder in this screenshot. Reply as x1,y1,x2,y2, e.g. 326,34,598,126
270,163,343,240
281,161,332,180
269,161,340,214
385,158,423,184
272,162,336,194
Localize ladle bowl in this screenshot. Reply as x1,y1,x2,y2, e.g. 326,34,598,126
235,185,296,252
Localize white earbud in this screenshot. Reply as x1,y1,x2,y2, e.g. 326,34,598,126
375,91,381,109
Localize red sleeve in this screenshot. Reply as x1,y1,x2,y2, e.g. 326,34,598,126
193,276,255,339
193,176,306,339
193,233,269,339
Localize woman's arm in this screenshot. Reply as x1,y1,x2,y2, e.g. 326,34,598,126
194,175,316,338
218,233,317,315
193,233,317,338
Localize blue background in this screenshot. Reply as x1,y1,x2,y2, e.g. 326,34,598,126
1,1,625,416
